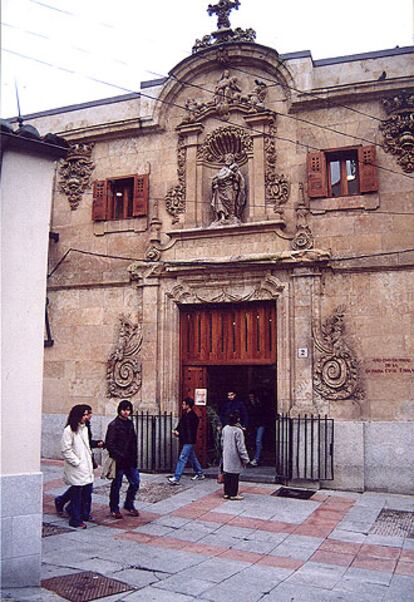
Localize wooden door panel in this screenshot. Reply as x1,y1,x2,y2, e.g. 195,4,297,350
182,366,207,466
181,302,276,365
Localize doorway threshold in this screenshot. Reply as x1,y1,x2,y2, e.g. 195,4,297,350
203,465,279,485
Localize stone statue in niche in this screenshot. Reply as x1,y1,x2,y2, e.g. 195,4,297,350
210,153,246,226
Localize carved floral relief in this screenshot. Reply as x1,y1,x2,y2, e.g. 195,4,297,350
107,316,143,398
380,91,414,173
58,143,95,210
313,307,365,401
165,134,186,223
264,119,290,213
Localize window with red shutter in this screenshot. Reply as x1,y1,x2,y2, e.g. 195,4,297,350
92,174,149,221
307,146,378,200
92,180,108,221
132,174,149,217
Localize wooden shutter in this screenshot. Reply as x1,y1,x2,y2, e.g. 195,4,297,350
307,151,328,198
358,146,378,193
92,180,108,221
132,174,149,217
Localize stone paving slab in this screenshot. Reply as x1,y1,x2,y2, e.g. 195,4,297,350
3,460,414,601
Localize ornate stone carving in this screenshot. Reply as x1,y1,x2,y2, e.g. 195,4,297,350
165,135,186,223
167,273,284,304
210,154,246,226
291,184,313,251
182,72,268,124
145,245,162,262
380,90,414,173
197,126,252,165
58,143,95,210
192,1,256,52
207,0,240,29
264,119,290,213
313,307,365,401
107,316,143,398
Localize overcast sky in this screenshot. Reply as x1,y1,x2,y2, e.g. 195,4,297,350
2,0,413,119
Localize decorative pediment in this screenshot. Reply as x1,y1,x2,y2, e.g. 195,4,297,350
166,273,285,304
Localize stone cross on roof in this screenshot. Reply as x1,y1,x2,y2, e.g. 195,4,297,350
207,0,240,30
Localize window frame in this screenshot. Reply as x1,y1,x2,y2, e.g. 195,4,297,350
92,173,149,222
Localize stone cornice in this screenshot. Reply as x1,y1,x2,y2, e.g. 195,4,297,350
54,117,162,142
290,78,414,113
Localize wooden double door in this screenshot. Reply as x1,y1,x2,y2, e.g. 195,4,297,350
181,302,277,465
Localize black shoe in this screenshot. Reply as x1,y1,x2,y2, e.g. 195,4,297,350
54,497,64,516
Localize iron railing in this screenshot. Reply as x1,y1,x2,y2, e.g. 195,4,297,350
275,413,334,482
133,411,177,473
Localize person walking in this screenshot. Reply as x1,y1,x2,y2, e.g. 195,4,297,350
221,411,250,500
60,404,95,529
168,398,205,485
55,407,103,517
105,400,140,519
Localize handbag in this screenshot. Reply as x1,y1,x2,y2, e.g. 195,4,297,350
101,451,116,479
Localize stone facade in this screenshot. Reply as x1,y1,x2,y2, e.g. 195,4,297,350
26,9,414,493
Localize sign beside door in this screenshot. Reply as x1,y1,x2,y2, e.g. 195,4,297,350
195,388,207,405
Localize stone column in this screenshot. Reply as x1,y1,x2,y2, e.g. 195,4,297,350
139,276,161,407
289,267,322,416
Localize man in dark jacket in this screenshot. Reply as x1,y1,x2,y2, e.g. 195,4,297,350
105,399,140,518
168,398,205,485
220,391,248,430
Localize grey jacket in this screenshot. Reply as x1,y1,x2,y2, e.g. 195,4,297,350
221,425,250,474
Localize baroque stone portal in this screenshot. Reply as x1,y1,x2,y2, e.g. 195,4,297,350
210,153,246,225
107,316,143,398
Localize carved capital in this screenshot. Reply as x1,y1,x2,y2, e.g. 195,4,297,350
107,316,143,398
58,143,95,210
312,306,365,401
380,90,414,173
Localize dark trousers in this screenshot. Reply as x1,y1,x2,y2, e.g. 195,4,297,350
110,467,140,513
68,483,93,527
224,472,239,497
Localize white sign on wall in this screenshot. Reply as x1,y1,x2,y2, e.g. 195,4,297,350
194,388,207,405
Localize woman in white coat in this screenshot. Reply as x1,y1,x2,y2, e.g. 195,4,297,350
61,404,94,528
221,411,250,500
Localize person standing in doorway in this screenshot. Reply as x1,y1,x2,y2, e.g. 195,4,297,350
168,398,205,485
105,400,140,519
60,404,95,529
247,390,266,466
220,391,248,430
221,411,250,500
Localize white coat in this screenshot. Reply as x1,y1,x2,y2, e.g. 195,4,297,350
61,423,94,486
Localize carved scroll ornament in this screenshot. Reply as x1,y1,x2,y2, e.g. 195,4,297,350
313,307,364,401
291,184,313,251
59,143,95,210
380,91,414,173
107,316,143,398
165,135,186,223
264,119,290,213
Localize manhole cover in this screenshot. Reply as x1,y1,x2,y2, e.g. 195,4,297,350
42,522,73,537
370,509,414,538
272,487,315,500
41,571,134,602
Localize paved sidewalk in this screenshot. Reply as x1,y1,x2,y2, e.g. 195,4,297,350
2,460,414,601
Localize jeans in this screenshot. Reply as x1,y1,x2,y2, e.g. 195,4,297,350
68,483,93,527
110,467,140,513
254,426,265,462
174,444,203,480
55,486,72,510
